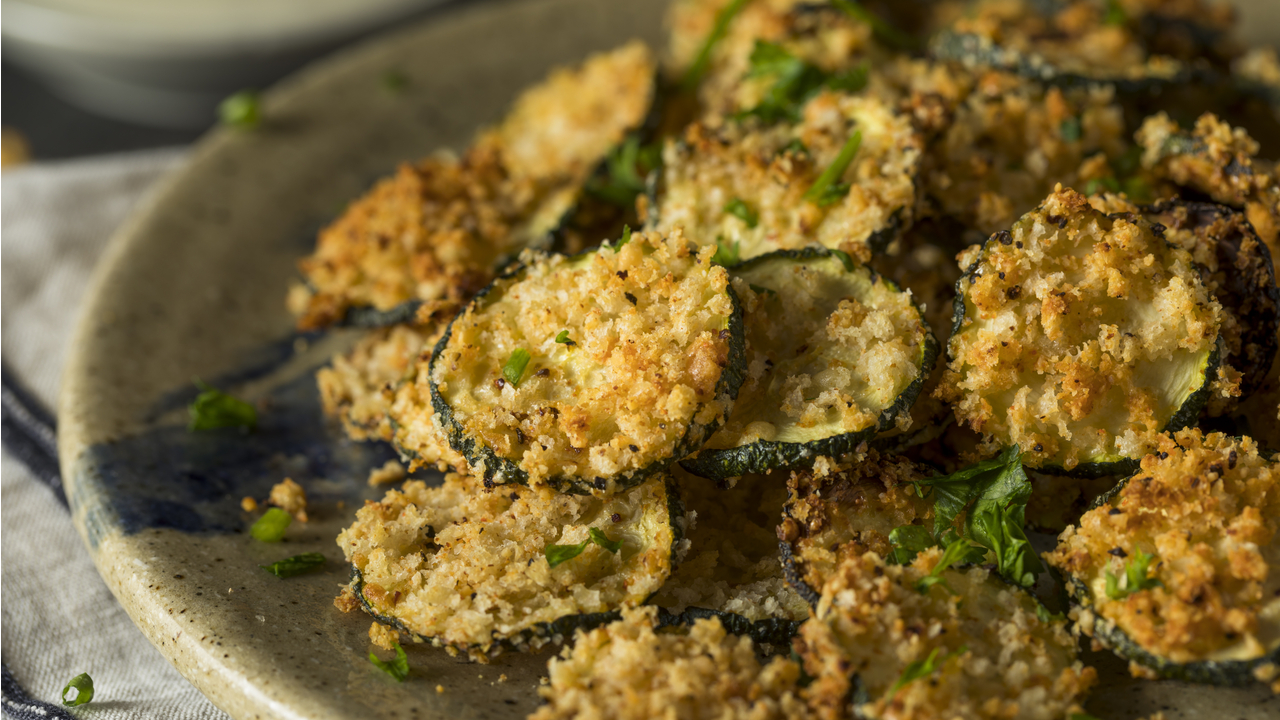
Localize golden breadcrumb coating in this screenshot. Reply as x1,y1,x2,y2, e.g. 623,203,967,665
1046,429,1280,665
531,606,812,720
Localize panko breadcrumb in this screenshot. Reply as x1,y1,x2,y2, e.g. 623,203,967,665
530,606,813,720
1046,429,1280,669
797,551,1096,720
269,478,307,522
337,473,678,659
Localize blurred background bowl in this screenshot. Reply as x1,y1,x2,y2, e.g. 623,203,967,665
2,0,449,128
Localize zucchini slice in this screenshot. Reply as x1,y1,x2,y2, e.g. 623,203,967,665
680,250,936,481
428,228,745,495
655,94,921,264
778,450,935,606
1046,430,1280,686
294,41,658,330
530,606,809,720
939,187,1224,475
796,552,1095,719
337,472,683,659
651,468,809,645
316,320,448,443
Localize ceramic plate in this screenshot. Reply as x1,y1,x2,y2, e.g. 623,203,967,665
59,0,1280,718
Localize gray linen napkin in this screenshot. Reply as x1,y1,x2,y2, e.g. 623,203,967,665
1,148,230,720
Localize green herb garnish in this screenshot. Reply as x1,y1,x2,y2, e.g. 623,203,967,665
545,527,623,568
250,507,292,543
831,0,917,50
188,380,257,432
260,552,326,578
735,44,868,125
724,198,759,228
915,536,977,594
615,224,633,249
61,673,94,707
828,248,856,273
503,349,532,387
586,137,661,207
1105,548,1161,599
1059,117,1083,143
555,330,576,347
219,90,261,129
748,283,777,297
683,0,753,89
1084,177,1121,196
369,642,409,681
1035,604,1066,623
382,70,408,93
803,130,862,206
711,238,742,266
887,524,935,565
1103,0,1127,26
888,645,965,695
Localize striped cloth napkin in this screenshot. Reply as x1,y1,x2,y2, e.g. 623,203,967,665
1,148,230,720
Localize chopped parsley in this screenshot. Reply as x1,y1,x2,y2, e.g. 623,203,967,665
1035,604,1066,623
1103,0,1127,26
188,380,257,432
61,673,94,707
803,130,862,206
1084,177,1121,196
614,224,633,250
545,527,623,568
369,642,409,681
735,43,868,125
219,90,261,129
683,0,753,89
382,70,408,93
831,0,917,50
724,198,758,228
711,238,742,266
1105,548,1161,599
586,137,661,207
555,330,576,347
887,524,934,566
260,552,326,578
915,536,977,594
503,349,532,387
888,645,965,695
250,507,292,543
1059,117,1083,143
828,248,856,272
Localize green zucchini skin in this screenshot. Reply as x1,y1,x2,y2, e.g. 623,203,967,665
429,248,747,495
661,607,804,647
946,216,1222,478
350,473,687,656
681,249,938,481
339,301,424,329
778,539,822,608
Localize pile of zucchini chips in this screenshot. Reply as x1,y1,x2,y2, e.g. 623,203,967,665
294,0,1280,717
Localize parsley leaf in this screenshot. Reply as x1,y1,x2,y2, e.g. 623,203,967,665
586,137,661,207
1084,177,1121,196
1105,548,1161,599
736,45,869,125
250,507,292,542
803,130,862,206
724,198,759,228
188,380,256,432
889,645,966,695
887,524,935,566
260,552,326,578
1060,117,1083,143
1103,0,1127,26
915,536,978,594
369,642,409,681
503,349,531,387
555,330,576,347
545,527,624,568
711,238,742,266
683,0,753,89
219,90,260,129
1035,604,1066,623
61,673,94,707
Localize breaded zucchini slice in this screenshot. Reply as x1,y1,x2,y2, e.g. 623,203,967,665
530,606,812,720
428,228,745,495
336,473,682,659
656,93,921,264
797,551,1096,720
652,468,809,645
293,42,657,330
1046,430,1280,687
939,187,1224,475
777,450,935,605
921,72,1127,236
316,320,448,443
681,249,935,480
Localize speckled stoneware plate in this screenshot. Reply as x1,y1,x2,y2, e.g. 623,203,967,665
58,0,1280,717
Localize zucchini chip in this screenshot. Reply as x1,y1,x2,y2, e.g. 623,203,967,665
316,320,448,443
293,42,657,330
682,250,935,480
428,228,745,495
336,473,682,659
530,606,811,720
652,469,809,645
1046,430,1280,687
656,94,921,264
939,187,1225,475
778,450,935,606
798,552,1095,720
